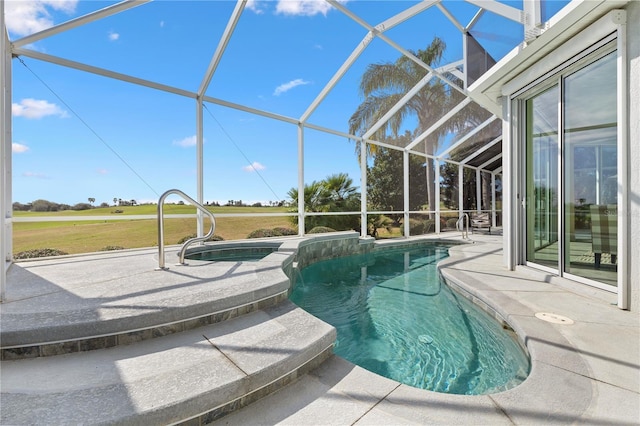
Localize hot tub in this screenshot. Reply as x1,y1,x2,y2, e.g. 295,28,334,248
184,241,283,262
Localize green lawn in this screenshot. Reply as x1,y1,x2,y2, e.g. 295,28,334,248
13,204,289,216
13,206,295,255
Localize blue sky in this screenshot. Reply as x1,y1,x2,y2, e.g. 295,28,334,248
6,1,566,206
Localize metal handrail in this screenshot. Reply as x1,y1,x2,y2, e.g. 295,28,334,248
157,189,216,270
456,213,469,240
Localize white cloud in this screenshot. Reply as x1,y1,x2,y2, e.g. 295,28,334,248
243,162,266,172
4,0,78,37
173,135,204,148
12,98,67,119
246,0,267,15
160,20,165,28
275,0,345,17
97,168,108,175
246,0,347,17
108,31,120,41
12,143,30,153
273,78,310,96
22,171,49,179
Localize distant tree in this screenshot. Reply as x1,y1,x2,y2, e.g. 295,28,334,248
12,202,31,211
113,197,118,206
99,202,109,208
439,139,496,211
31,199,60,212
72,203,92,211
367,142,428,215
130,199,137,206
88,197,95,205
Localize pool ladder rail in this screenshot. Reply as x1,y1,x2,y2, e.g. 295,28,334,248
456,214,470,240
157,189,216,270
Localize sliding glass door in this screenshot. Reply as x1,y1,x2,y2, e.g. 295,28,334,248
563,51,617,286
523,47,618,289
526,86,559,269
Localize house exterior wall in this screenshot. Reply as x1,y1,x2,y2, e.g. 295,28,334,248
498,3,638,311
627,0,639,312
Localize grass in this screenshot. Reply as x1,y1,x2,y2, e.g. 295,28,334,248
13,206,294,255
12,206,416,256
13,204,289,216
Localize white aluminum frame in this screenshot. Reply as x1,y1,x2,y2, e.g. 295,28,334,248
1,0,10,302
0,0,533,301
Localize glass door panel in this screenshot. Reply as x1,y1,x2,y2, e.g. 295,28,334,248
563,52,617,286
526,86,559,269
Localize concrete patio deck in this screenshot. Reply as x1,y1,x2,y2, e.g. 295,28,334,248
1,233,638,425
213,233,640,425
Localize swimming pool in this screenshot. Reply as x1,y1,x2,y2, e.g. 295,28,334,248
289,243,530,395
184,242,282,262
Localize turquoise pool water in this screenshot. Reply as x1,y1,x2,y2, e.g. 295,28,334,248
289,244,530,395
185,246,278,262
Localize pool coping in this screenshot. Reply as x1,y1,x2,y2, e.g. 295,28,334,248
2,233,638,424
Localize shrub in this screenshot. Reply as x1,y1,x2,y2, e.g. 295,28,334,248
247,227,298,239
424,219,436,233
405,218,425,235
272,227,297,236
446,218,459,229
400,218,439,236
367,214,393,238
100,246,125,251
247,228,283,238
307,226,337,234
176,234,224,244
14,248,69,259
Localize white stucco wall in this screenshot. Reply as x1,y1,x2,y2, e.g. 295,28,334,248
494,4,638,311
626,0,639,312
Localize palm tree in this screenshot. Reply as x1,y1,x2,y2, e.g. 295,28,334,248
349,37,453,216
287,174,360,232
287,180,327,213
322,173,359,210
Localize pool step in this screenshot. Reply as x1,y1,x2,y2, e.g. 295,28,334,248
0,301,336,425
1,250,292,360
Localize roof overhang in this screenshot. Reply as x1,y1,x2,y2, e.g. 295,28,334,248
467,0,630,118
